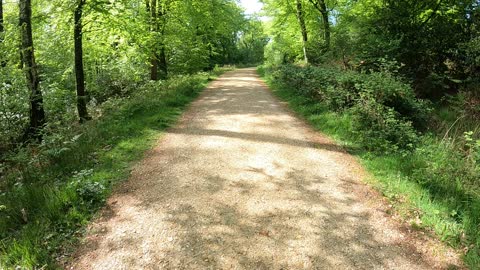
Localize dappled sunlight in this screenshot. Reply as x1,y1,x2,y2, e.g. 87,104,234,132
73,69,438,269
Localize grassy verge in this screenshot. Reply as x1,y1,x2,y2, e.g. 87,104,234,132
258,67,480,269
0,69,228,269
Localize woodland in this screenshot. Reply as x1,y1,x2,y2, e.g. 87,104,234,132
0,0,266,268
260,0,480,268
0,0,480,268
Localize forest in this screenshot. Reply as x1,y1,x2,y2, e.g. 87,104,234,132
0,0,479,268
259,0,480,268
0,0,267,268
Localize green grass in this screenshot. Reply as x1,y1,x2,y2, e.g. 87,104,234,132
0,69,228,269
259,68,480,269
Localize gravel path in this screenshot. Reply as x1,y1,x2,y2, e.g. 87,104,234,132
70,68,462,269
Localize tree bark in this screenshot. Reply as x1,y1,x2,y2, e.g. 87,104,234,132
158,44,167,79
0,0,4,39
149,0,159,80
308,0,331,50
149,0,167,80
1,0,5,67
20,0,46,140
158,1,167,80
74,0,90,123
295,0,309,63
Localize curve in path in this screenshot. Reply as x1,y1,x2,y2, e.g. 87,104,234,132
71,68,461,269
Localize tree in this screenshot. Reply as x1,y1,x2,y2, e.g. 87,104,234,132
20,0,46,140
0,0,3,45
237,18,269,64
0,0,5,67
295,0,309,62
308,0,330,50
148,0,168,80
74,0,91,122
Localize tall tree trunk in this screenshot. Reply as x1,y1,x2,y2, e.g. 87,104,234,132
74,0,90,123
309,0,331,50
320,1,330,50
1,0,5,67
158,44,167,79
20,0,46,140
149,0,167,80
295,0,309,63
158,8,167,80
149,0,159,80
0,0,3,42
0,0,3,34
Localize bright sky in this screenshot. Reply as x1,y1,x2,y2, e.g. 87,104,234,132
239,0,264,15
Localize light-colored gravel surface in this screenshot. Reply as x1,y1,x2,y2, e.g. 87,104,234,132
70,68,463,269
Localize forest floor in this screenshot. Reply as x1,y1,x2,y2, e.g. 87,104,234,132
69,69,463,269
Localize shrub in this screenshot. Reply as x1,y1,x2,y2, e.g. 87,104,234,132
270,64,426,153
0,69,221,268
69,169,106,207
351,94,418,153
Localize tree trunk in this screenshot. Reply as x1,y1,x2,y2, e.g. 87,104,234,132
309,0,331,50
158,44,167,79
149,0,167,80
1,0,5,67
0,0,3,41
74,0,90,123
149,0,159,80
158,7,167,80
20,0,46,140
295,0,309,63
319,1,330,50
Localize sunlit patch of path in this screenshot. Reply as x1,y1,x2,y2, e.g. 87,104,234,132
71,69,461,270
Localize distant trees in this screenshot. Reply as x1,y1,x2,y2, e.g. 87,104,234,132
263,0,480,99
0,0,263,146
236,18,269,64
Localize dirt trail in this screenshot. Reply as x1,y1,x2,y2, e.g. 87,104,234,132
71,68,462,269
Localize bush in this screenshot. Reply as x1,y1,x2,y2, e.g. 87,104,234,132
261,64,480,267
0,68,29,149
351,94,418,153
270,64,426,153
0,69,221,268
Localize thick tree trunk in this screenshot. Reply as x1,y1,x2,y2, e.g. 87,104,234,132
149,0,168,80
319,2,330,50
74,0,90,123
158,44,167,79
309,0,331,50
20,0,46,140
295,0,309,63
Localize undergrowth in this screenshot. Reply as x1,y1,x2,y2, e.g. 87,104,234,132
0,69,227,269
258,64,480,268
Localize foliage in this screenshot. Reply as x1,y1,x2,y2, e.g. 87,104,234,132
262,0,480,101
236,18,269,65
0,69,226,269
350,96,418,153
261,0,480,266
1,0,250,267
269,64,427,153
0,0,257,151
261,64,480,268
